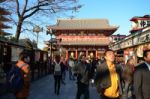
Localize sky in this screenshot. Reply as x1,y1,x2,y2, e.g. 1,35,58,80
76,0,150,35
5,0,150,49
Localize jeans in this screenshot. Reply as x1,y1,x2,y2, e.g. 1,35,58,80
54,75,61,95
62,71,66,80
69,67,75,80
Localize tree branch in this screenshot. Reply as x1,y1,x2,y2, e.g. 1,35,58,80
9,16,18,26
24,0,75,14
21,28,33,33
15,0,21,17
24,8,39,20
38,8,55,13
21,0,28,16
25,2,49,13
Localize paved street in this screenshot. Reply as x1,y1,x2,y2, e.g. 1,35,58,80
0,72,99,99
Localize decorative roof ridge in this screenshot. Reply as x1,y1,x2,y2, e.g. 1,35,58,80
56,18,119,28
47,18,118,34
57,18,109,21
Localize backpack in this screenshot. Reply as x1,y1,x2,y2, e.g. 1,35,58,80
7,63,26,92
69,60,75,68
54,62,61,76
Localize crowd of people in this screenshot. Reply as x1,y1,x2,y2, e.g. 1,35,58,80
53,49,150,99
94,49,150,99
8,49,150,99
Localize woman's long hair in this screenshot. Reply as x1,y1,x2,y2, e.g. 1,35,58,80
55,54,60,63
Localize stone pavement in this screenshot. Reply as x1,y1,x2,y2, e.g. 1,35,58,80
0,72,99,99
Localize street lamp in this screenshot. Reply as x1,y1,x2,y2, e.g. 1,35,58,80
33,26,43,48
46,28,62,65
46,28,55,70
47,29,53,59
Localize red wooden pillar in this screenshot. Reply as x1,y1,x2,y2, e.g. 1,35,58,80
66,50,68,60
96,50,98,59
76,50,78,59
86,50,88,57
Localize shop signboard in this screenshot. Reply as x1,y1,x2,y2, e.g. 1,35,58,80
110,30,150,51
137,33,150,44
139,20,150,28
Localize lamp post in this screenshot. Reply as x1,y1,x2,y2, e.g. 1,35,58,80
47,29,53,59
49,29,53,61
46,28,54,68
33,26,43,48
46,28,62,66
58,38,62,56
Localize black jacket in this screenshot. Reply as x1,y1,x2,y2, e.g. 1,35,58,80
134,62,150,99
94,62,123,96
74,61,91,85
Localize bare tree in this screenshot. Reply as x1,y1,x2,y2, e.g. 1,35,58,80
3,0,82,41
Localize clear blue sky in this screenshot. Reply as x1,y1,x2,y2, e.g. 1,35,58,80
75,0,150,35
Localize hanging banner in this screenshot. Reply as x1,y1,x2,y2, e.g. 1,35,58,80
43,53,47,61
11,47,23,61
35,51,40,61
148,43,150,49
137,45,143,57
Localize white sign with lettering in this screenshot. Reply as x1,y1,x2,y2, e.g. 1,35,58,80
110,31,150,50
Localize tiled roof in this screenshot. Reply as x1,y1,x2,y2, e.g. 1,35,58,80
0,0,7,3
0,16,11,22
0,22,11,29
0,7,11,15
130,15,150,21
0,30,11,36
48,19,118,30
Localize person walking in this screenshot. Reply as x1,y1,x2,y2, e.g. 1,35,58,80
133,49,150,99
121,58,135,99
53,54,62,95
95,49,123,99
15,52,31,99
60,56,67,85
74,54,91,99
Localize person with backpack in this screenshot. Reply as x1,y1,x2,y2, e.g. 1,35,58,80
11,51,30,99
74,54,92,99
53,54,62,95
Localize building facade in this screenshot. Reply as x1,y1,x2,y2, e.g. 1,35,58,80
47,19,118,59
111,34,126,43
109,15,150,64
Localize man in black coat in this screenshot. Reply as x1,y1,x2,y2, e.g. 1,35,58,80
134,49,150,99
74,54,91,99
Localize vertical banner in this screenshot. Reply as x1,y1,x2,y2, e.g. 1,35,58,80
137,45,143,57
35,51,40,62
11,47,23,61
43,53,47,61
